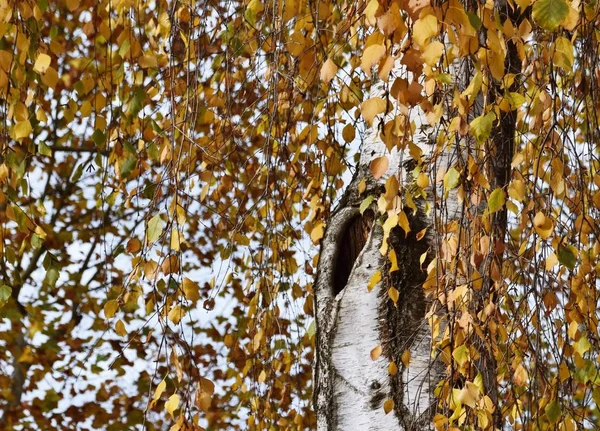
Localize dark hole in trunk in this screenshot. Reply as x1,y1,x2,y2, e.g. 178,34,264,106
333,211,374,296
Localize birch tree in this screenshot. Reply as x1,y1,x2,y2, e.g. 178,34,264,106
1,0,600,430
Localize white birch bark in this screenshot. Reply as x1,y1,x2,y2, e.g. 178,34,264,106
313,36,476,426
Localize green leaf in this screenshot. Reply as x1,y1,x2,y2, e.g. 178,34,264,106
120,157,137,178
92,129,106,148
465,11,482,30
147,214,164,244
557,244,577,270
488,188,505,213
71,163,85,182
360,195,375,215
545,400,562,424
45,268,59,288
532,0,569,31
38,142,53,157
0,285,12,304
443,167,460,191
470,112,495,145
128,87,145,118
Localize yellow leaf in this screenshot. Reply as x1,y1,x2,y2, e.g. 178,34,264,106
153,379,166,406
508,179,525,202
545,253,558,270
170,229,182,251
182,277,200,302
198,377,215,395
389,249,399,272
115,319,127,336
389,361,398,375
377,3,404,36
488,188,505,213
161,255,180,274
364,0,382,24
66,0,79,12
33,53,51,74
533,211,553,240
104,299,118,319
168,305,184,324
458,382,480,408
310,221,325,244
513,363,528,386
559,361,570,382
388,287,399,304
41,67,59,89
196,391,212,412
553,36,574,70
14,120,32,141
416,172,429,188
383,398,394,414
36,108,48,123
139,53,158,69
165,393,180,419
258,370,266,383
319,58,338,84
358,178,366,195
568,320,578,339
370,156,389,179
370,344,382,360
422,40,443,66
361,44,386,75
361,97,387,126
401,349,411,366
342,124,355,143
398,211,411,236
368,270,382,292
413,14,437,47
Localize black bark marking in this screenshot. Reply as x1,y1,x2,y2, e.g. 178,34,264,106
333,211,374,296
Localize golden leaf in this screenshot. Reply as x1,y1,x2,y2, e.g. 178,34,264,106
370,156,389,179
165,393,180,419
104,299,119,319
319,58,338,84
370,344,382,360
360,44,386,75
383,398,394,414
368,270,382,292
388,286,399,304
33,53,51,74
413,15,438,47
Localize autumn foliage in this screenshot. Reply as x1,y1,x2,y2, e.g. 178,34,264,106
1,0,600,429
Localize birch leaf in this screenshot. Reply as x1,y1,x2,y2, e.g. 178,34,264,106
532,0,569,31
320,58,338,83
147,215,164,244
488,188,505,213
370,156,389,179
370,344,382,360
33,54,51,73
165,393,180,419
361,97,387,125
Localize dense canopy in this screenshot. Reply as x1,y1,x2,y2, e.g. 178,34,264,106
1,0,600,429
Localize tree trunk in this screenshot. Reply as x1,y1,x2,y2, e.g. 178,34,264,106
313,4,521,424
313,72,451,429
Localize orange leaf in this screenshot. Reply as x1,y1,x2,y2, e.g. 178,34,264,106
370,156,389,179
